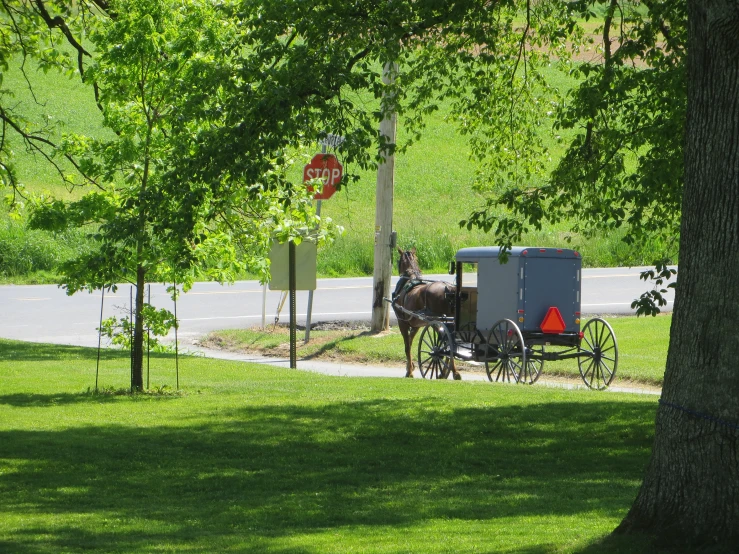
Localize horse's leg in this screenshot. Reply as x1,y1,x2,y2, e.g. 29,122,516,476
450,358,462,380
398,321,414,378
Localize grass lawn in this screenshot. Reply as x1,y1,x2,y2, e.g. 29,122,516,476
0,338,671,553
204,314,672,387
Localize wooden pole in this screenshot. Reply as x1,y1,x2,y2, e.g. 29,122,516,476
371,62,398,332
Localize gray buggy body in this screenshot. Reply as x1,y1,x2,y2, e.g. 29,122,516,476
454,246,583,347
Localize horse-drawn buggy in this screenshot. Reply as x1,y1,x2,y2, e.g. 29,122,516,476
389,246,618,390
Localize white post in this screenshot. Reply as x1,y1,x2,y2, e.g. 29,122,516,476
304,200,321,343
305,138,328,343
262,282,267,329
371,62,398,332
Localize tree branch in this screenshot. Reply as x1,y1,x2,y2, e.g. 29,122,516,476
0,105,101,190
32,0,92,76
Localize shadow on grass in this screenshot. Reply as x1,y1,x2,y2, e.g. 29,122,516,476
0,390,184,407
0,338,173,363
573,533,732,554
0,394,661,553
0,392,113,407
301,330,385,361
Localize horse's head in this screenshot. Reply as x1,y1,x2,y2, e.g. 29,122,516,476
397,247,422,279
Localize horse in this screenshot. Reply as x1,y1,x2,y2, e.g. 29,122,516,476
391,247,461,379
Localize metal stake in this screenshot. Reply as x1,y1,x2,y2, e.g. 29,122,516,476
305,140,327,343
289,240,297,369
173,276,179,389
130,286,133,392
146,284,150,390
95,287,105,393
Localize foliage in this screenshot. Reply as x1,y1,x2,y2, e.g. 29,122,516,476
98,303,177,353
0,215,88,276
0,0,104,199
460,1,686,270
3,1,685,288
17,0,352,289
630,260,677,316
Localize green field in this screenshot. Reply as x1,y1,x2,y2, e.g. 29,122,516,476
0,338,668,553
2,54,672,283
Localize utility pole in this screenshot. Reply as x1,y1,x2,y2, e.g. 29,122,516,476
371,62,398,332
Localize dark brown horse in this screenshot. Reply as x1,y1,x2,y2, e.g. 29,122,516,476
391,247,461,379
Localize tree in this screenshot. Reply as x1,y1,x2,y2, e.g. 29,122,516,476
28,0,235,390
27,0,339,390
446,0,737,547
612,1,739,547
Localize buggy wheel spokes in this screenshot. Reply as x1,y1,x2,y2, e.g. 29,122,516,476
490,359,515,383
484,319,525,384
456,321,479,344
455,321,485,363
578,318,618,390
417,323,455,379
581,357,596,385
519,345,544,384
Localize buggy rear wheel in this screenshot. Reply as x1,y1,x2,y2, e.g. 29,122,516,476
519,344,544,385
484,319,526,383
455,321,485,359
417,322,455,379
456,321,481,345
578,318,618,390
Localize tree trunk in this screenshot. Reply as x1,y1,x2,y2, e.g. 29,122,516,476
615,1,739,547
131,265,146,391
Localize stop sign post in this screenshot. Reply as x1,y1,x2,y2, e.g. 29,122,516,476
303,153,343,200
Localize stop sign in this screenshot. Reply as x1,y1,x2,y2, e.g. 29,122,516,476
303,153,343,200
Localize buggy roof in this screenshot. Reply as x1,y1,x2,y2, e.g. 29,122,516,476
455,246,580,263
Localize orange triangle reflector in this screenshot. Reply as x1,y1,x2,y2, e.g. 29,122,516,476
540,307,566,334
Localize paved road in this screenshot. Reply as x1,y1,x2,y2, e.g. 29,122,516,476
0,266,674,348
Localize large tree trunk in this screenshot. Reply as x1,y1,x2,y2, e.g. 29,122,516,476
615,1,739,547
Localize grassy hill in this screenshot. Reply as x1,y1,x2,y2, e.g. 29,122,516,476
1,59,664,283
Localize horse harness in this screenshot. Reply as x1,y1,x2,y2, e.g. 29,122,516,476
392,277,454,323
